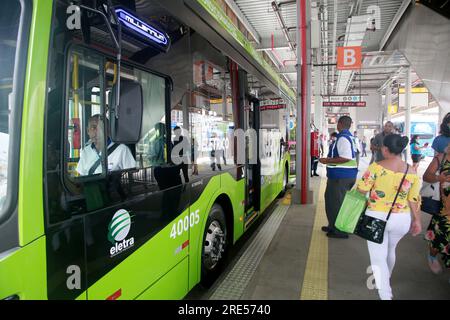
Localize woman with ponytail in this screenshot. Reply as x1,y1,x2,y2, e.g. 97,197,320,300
356,134,422,300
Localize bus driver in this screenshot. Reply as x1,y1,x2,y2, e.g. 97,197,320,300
76,114,136,176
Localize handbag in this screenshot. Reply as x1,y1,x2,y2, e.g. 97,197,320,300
420,155,444,215
354,165,409,244
421,197,442,215
335,189,369,234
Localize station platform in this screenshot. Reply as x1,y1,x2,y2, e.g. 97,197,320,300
188,156,450,300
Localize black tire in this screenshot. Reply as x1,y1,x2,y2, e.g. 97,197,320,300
200,204,228,287
278,166,289,198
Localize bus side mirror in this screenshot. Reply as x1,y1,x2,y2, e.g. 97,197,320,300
110,80,143,144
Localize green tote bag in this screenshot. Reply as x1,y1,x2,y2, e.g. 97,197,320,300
335,189,368,234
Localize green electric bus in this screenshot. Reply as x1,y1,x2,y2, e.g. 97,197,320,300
0,0,293,300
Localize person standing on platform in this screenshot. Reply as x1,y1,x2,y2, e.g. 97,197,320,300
311,130,320,177
357,134,421,300
423,142,450,275
432,112,450,156
361,136,368,157
372,121,395,162
319,116,358,239
319,134,325,158
353,131,361,168
410,135,428,171
328,132,338,153
369,130,378,164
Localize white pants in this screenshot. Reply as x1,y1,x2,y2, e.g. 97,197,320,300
365,210,411,300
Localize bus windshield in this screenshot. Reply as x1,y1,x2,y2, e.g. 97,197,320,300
0,1,22,211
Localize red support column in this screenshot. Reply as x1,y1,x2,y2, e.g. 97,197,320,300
300,0,308,204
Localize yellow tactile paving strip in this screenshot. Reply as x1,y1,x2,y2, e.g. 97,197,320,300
300,179,328,300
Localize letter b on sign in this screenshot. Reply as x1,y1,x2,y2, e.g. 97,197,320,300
337,46,361,70
344,49,356,66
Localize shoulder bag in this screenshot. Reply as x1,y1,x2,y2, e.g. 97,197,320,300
354,165,409,244
420,155,444,215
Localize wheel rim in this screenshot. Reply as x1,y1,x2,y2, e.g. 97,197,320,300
203,220,226,270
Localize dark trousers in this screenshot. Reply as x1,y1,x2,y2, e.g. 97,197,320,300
325,178,356,233
311,156,319,174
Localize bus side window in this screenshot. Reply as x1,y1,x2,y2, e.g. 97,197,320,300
105,64,169,196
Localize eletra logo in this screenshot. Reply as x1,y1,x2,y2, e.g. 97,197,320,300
108,209,134,257
108,209,131,243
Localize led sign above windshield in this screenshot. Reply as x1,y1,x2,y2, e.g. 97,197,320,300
115,8,169,49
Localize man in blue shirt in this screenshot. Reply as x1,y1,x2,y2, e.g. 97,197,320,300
319,116,357,238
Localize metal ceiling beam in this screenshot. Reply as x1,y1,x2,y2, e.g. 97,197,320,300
352,78,390,81
331,0,338,91
224,0,261,44
255,36,291,51
356,0,364,15
279,65,297,74
322,93,369,96
357,64,410,70
348,86,382,90
256,46,291,51
379,0,413,50
280,71,297,75
264,49,282,70
278,0,296,6
271,1,296,56
354,72,395,75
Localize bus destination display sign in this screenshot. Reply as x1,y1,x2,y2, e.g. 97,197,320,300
115,8,170,51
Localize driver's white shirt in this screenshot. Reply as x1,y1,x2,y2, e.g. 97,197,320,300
76,141,136,176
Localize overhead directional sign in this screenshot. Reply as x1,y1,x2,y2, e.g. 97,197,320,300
399,87,428,94
388,104,398,114
260,99,286,111
322,101,366,107
357,124,381,130
337,46,362,70
326,95,361,102
326,112,350,117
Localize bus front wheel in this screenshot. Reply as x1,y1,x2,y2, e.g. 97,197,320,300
278,166,289,198
201,204,228,286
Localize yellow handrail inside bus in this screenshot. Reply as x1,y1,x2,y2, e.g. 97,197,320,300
72,54,79,158
105,61,117,86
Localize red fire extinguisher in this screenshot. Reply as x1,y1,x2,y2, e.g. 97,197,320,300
311,131,319,158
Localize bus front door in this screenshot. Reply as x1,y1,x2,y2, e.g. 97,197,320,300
244,97,260,228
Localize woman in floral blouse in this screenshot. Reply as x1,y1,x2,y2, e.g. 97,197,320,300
423,142,450,274
357,134,421,300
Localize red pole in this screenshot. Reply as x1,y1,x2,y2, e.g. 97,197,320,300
300,0,308,204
